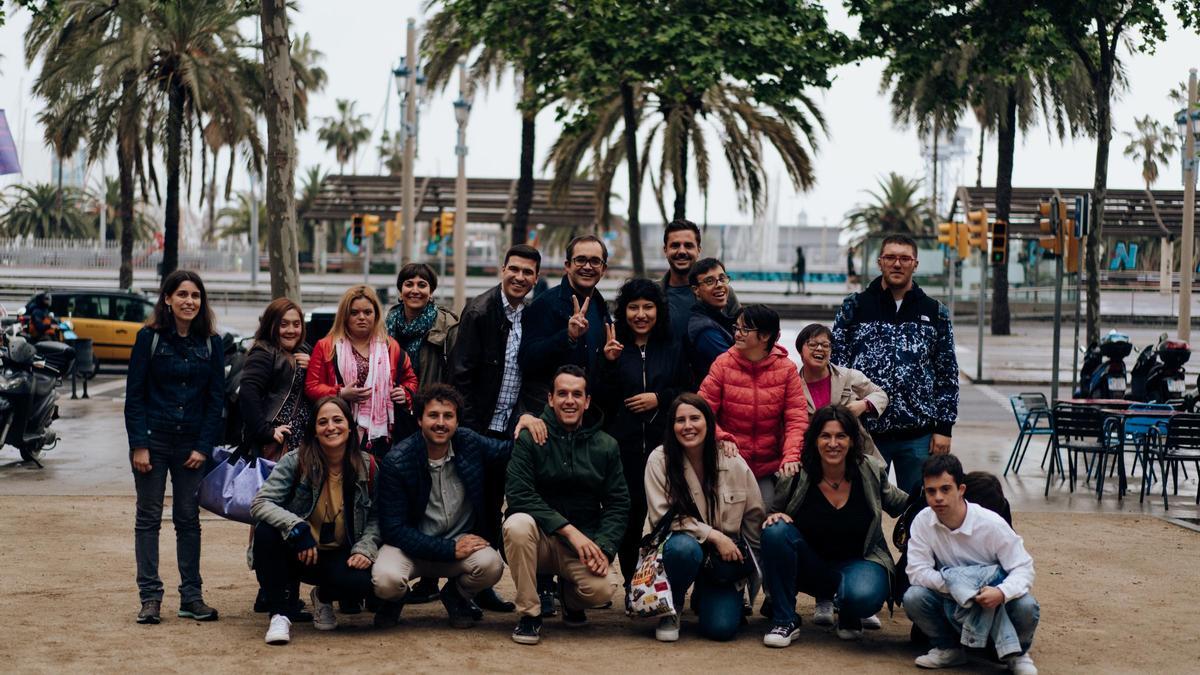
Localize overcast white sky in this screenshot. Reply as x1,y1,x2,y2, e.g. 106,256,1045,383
2,1,1198,228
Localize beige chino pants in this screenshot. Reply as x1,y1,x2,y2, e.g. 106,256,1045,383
372,543,503,601
502,513,620,617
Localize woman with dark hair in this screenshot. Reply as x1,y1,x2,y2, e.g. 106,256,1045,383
242,298,312,460
759,405,908,649
795,322,888,458
385,262,459,386
124,270,224,625
595,278,691,604
643,393,764,642
307,285,418,454
250,396,388,645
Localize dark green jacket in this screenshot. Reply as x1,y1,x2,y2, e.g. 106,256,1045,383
505,408,630,558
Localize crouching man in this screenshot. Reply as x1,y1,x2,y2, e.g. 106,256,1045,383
503,365,629,645
903,455,1040,675
372,383,541,628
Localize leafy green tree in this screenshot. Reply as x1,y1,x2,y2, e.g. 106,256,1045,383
317,99,370,175
1,183,93,238
843,173,932,240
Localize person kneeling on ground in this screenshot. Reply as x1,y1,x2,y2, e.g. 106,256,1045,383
903,455,1039,675
249,396,384,645
372,384,544,628
503,365,630,645
644,393,764,642
760,405,908,648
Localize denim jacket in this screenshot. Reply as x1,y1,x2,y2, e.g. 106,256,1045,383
942,564,1022,658
123,326,225,456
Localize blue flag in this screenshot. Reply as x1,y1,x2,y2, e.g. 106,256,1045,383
0,110,21,175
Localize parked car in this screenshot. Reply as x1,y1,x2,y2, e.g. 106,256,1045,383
23,289,156,363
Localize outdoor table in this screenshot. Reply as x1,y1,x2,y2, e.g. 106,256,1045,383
1062,398,1134,407
1097,408,1185,499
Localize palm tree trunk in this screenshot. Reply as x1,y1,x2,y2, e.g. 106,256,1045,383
975,127,985,188
261,0,302,303
991,88,1016,336
162,76,184,279
621,82,644,276
118,75,137,291
56,157,64,236
672,107,689,221
1085,66,1114,347
931,119,939,217
512,75,536,248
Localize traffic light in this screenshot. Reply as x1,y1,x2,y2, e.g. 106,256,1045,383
1063,218,1079,273
990,219,1008,265
362,214,381,236
1037,201,1060,257
351,214,364,248
440,211,455,237
937,222,958,250
965,208,989,253
384,219,398,249
955,223,971,260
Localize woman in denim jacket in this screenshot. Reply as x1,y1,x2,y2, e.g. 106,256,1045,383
123,270,225,625
250,396,384,645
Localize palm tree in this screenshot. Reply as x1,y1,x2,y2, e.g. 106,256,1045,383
216,190,268,242
843,173,931,241
317,99,370,174
1,183,94,238
377,131,404,176
91,176,155,242
1123,115,1178,291
297,164,327,252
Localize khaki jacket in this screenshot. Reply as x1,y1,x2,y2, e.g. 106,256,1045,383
801,363,889,458
642,446,765,551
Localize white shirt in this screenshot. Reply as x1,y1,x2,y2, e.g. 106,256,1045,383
906,501,1035,601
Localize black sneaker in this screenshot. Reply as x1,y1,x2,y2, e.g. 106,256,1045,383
539,588,558,617
372,601,403,629
408,577,441,604
338,598,362,615
178,599,218,621
511,615,543,645
440,583,476,629
467,599,484,621
254,588,269,613
137,600,161,624
763,619,801,648
475,587,516,613
562,607,588,628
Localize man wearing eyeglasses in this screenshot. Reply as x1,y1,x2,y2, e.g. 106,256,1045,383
685,257,739,382
831,234,959,494
658,219,740,344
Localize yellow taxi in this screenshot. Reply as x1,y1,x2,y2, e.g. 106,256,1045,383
40,289,156,362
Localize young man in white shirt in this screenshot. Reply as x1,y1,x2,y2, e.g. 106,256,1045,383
903,455,1039,675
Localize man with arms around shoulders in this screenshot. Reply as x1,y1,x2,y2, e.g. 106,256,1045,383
832,234,959,493
686,257,739,383
372,384,542,628
503,365,629,645
904,455,1039,675
659,219,740,344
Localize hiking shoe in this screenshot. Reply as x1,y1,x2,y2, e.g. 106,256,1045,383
264,614,291,645
763,620,801,648
539,588,558,617
408,577,440,604
562,607,588,628
137,600,161,625
178,599,218,621
372,601,403,629
862,613,882,630
511,615,543,645
475,587,516,613
836,616,863,641
310,587,337,631
813,600,835,626
1006,653,1038,675
440,583,476,629
915,647,968,669
655,614,680,642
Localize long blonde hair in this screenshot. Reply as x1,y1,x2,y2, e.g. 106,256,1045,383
328,285,386,343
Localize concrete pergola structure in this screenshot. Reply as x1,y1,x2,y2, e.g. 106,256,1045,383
948,186,1200,238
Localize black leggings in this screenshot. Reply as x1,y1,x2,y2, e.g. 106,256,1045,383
253,522,376,615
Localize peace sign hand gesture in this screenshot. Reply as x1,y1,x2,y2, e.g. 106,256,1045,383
603,321,623,361
568,295,591,341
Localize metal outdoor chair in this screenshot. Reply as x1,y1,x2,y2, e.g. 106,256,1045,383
1004,393,1054,476
1116,402,1173,479
1049,403,1123,499
1143,413,1200,509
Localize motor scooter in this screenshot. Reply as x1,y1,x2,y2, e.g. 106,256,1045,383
1075,330,1132,399
0,322,73,464
1129,334,1190,403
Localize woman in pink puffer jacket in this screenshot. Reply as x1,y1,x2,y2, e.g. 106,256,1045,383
699,304,809,509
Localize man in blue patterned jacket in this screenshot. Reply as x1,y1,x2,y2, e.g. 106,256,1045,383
832,234,959,494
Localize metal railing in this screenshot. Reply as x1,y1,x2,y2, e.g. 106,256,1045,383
0,238,250,272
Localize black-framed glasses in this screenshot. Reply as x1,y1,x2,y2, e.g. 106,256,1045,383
805,341,832,351
694,274,730,288
570,256,606,268
878,254,916,266
733,324,757,335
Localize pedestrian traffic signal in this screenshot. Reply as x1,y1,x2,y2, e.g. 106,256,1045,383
1038,200,1060,257
990,219,1008,265
965,208,989,253
362,214,381,236
384,219,398,249
937,222,958,251
351,214,364,247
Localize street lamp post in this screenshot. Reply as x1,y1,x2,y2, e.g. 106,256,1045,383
1176,69,1198,342
392,18,423,269
452,58,474,312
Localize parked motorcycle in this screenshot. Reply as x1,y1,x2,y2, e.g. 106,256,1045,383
0,331,74,464
1129,334,1190,403
1075,330,1133,399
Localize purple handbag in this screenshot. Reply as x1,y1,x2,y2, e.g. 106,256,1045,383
198,446,276,524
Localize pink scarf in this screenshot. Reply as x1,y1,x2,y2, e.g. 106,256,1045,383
335,337,393,440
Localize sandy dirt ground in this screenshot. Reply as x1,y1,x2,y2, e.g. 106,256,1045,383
2,496,1198,674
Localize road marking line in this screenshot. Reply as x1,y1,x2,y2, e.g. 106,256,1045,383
975,383,1013,411
85,379,127,396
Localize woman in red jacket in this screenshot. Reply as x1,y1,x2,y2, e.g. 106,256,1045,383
306,285,418,455
698,304,808,510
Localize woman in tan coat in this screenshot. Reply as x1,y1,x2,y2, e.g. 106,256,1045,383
796,323,888,458
643,393,765,643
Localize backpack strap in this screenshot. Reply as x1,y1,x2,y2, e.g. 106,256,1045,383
150,331,159,355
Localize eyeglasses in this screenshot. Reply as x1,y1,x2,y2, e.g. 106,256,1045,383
879,254,916,266
570,256,606,268
694,274,730,288
732,324,757,335
805,341,832,351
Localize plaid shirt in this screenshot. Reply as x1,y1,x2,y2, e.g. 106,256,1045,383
488,301,524,432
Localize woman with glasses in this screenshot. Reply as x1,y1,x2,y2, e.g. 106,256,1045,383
686,257,737,382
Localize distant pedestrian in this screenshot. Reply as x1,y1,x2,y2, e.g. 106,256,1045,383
786,246,806,295
847,245,859,288
124,270,225,625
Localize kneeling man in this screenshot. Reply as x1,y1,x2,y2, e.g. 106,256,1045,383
503,365,629,645
904,455,1039,675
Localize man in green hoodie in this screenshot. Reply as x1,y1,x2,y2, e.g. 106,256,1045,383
503,364,629,645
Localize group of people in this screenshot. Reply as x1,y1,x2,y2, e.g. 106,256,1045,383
123,224,1039,674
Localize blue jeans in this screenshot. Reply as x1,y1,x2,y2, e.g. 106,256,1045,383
661,533,744,641
760,522,889,627
875,434,932,494
133,435,205,603
903,586,1040,655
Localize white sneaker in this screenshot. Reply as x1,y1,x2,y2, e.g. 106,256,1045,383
813,601,835,626
655,614,680,642
264,614,291,645
1006,653,1038,675
835,626,863,641
915,647,968,669
310,587,337,631
862,613,882,630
